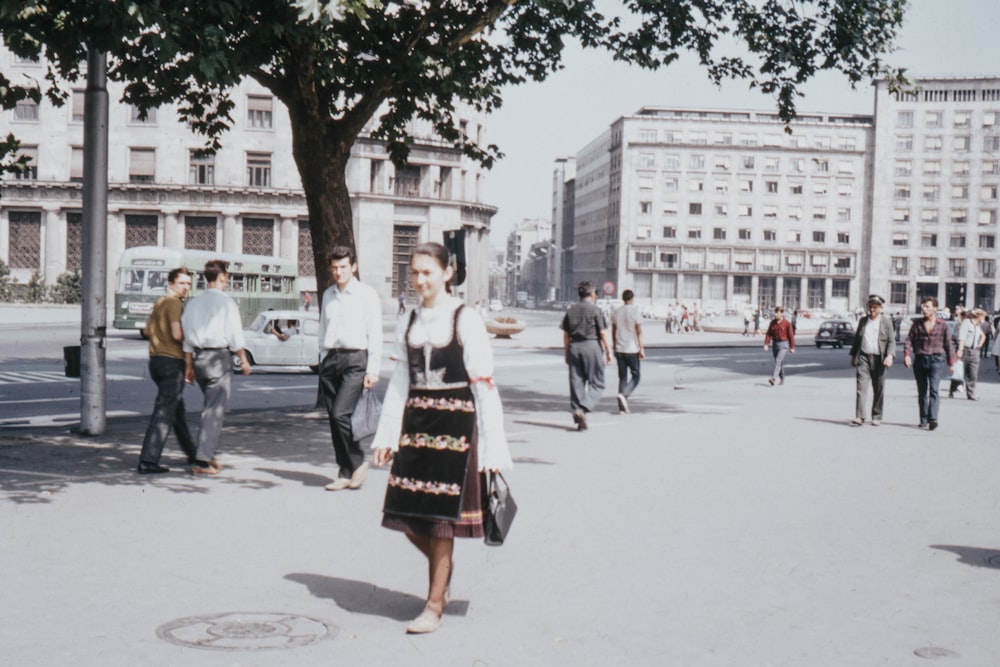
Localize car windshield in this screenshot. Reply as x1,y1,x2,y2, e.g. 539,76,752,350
248,314,268,332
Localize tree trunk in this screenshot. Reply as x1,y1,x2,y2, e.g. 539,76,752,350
286,106,355,299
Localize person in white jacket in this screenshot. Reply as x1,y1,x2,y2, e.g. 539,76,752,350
372,241,511,635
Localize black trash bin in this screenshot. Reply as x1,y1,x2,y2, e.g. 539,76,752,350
64,345,81,378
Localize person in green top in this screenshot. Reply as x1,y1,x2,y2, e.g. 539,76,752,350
137,267,197,474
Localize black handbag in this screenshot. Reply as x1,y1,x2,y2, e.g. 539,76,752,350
482,471,517,546
350,388,382,441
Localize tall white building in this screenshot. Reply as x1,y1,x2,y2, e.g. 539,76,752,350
564,107,873,313
504,218,551,304
871,77,1000,313
0,49,497,308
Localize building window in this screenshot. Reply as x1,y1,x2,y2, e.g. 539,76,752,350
634,251,653,268
394,164,421,196
832,279,850,297
951,184,969,200
247,95,274,129
713,227,726,240
715,132,732,145
925,111,942,128
984,136,1000,151
766,180,778,193
662,226,677,239
689,131,708,145
713,155,730,170
663,177,678,192
125,214,158,248
954,135,971,151
7,211,41,268
660,252,678,268
71,90,85,122
739,179,753,193
70,146,84,182
128,148,156,183
787,230,801,243
949,258,966,278
954,111,972,128
715,203,729,216
953,161,970,175
814,159,829,173
65,212,82,272
983,160,1000,175
638,153,655,168
837,232,850,244
760,229,776,242
638,175,654,190
688,178,704,192
893,209,910,224
764,157,779,170
925,136,943,151
13,146,38,180
890,283,907,304
950,234,966,248
298,221,316,277
978,259,996,278
246,152,272,187
640,201,653,215
689,154,705,169
920,257,938,276
790,182,804,195
242,218,274,255
189,151,215,185
979,210,997,226
812,231,826,243
13,100,39,121
688,203,702,215
738,204,752,217
788,206,802,220
664,154,680,169
812,208,827,221
741,156,755,169
714,181,729,194
891,257,908,276
129,105,157,125
837,208,851,223
923,160,940,175
951,210,968,224
896,135,913,151
638,129,657,142
981,185,998,201
894,184,910,200
663,202,678,216
738,228,751,240
891,232,908,247
392,225,420,298
895,160,913,176
921,233,937,247
687,228,701,239
922,184,938,201
185,216,217,250
897,111,913,128
921,209,938,224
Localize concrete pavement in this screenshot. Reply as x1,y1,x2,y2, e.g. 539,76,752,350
2,310,1000,665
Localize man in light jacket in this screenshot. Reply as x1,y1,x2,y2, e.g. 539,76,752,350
849,294,896,426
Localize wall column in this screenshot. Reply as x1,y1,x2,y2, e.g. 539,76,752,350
279,216,297,262
163,210,182,248
223,214,239,253
43,207,64,284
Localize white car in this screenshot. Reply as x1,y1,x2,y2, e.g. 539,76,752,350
235,310,320,372
488,299,504,312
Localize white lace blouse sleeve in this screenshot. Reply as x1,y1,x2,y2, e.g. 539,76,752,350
458,307,513,471
371,314,411,452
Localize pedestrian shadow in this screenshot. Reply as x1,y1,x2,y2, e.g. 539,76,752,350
929,545,1000,570
255,467,330,488
511,418,578,432
285,573,469,620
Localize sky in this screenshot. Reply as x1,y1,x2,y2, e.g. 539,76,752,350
479,0,1000,247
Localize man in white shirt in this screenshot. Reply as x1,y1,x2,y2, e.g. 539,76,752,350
611,289,644,414
848,294,895,426
955,308,986,400
318,246,383,491
181,260,251,475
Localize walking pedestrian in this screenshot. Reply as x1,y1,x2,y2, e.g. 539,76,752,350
763,306,795,385
848,295,895,426
372,241,512,635
752,307,762,336
318,245,383,491
137,267,197,474
903,296,956,430
561,281,612,430
611,289,644,414
181,260,251,475
954,308,986,400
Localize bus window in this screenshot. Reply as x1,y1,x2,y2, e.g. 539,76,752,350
245,275,259,293
229,273,245,292
194,273,207,290
147,270,169,293
282,276,296,294
120,269,146,292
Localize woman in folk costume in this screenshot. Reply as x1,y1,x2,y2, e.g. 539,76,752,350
372,241,512,635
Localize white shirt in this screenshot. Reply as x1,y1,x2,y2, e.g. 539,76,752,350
318,277,383,376
371,297,512,471
861,314,881,354
611,303,642,354
181,288,246,352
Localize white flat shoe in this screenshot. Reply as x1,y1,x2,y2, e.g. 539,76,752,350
406,607,442,634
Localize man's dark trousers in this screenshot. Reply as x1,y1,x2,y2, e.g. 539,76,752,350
319,349,367,479
139,356,197,464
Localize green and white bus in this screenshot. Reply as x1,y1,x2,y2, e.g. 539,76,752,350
114,246,299,332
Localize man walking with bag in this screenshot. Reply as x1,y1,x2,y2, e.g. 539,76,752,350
318,246,383,491
849,294,895,426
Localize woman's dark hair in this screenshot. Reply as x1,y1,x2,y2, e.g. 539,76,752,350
411,242,453,293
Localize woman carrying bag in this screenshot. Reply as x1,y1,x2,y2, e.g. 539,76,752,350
372,242,512,635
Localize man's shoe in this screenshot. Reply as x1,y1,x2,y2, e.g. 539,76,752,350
617,394,629,414
348,462,369,489
191,462,220,476
929,420,939,431
572,409,588,431
870,419,881,426
919,423,929,430
967,396,978,401
768,378,775,386
850,418,864,426
137,461,169,475
325,477,351,491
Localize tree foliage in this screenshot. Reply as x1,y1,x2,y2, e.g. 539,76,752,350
0,258,12,301
0,0,907,291
49,270,82,304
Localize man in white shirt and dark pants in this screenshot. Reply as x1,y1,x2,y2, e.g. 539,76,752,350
318,246,383,491
181,260,251,475
611,289,644,414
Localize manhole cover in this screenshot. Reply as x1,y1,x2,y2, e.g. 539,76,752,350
156,612,337,651
914,646,960,660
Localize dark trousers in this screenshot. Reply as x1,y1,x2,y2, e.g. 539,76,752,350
615,352,641,397
854,353,887,421
913,353,946,425
568,339,605,413
139,356,197,464
192,349,234,462
319,349,367,478
962,348,981,399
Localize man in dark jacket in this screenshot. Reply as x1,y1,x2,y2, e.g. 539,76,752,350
849,294,896,426
560,281,612,431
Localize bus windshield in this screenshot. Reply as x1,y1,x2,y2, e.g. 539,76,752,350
118,268,170,294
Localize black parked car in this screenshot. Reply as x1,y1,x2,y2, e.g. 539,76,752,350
814,319,855,348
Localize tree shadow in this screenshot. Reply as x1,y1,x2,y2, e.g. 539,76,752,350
284,573,470,621
929,545,1000,570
